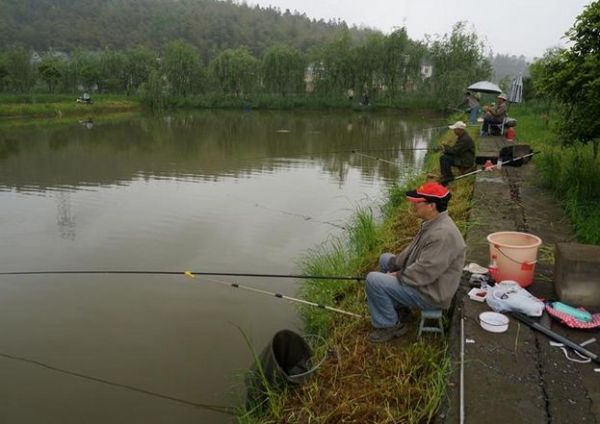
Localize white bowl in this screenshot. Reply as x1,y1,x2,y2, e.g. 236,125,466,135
479,312,509,333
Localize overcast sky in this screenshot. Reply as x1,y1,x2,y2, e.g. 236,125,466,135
245,0,593,59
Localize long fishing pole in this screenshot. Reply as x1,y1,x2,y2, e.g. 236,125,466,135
511,312,600,365
352,150,401,166
453,151,539,182
184,272,365,319
0,270,365,281
351,149,433,166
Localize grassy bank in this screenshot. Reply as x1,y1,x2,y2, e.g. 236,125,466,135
0,93,442,118
510,102,600,244
163,93,441,111
240,126,475,423
0,94,139,119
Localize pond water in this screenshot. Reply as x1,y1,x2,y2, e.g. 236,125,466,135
0,110,441,423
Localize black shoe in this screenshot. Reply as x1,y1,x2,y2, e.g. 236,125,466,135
395,306,412,323
439,176,454,186
368,322,409,343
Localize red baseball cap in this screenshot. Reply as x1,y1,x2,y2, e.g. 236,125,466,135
406,182,450,203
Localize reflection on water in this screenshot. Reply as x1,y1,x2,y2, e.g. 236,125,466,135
0,110,441,423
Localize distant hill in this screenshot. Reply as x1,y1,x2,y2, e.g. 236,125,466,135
0,0,372,58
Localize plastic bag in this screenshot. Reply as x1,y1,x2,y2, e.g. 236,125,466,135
486,281,544,317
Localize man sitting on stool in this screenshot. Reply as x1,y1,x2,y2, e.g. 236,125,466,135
439,121,475,185
365,182,466,343
481,93,507,135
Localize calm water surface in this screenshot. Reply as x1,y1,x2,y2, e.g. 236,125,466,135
0,110,440,423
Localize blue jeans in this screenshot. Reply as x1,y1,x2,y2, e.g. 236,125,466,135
365,253,434,328
469,106,480,124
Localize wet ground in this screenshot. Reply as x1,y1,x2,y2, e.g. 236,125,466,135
442,163,599,423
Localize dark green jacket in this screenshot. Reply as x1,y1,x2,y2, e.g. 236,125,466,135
446,131,475,167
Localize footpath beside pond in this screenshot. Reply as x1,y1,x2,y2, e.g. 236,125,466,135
443,161,600,423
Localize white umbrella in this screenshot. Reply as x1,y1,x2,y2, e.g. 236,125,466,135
467,81,502,94
509,74,523,104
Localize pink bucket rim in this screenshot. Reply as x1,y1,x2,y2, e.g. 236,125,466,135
487,231,542,249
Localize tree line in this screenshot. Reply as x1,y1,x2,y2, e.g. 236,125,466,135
0,23,491,110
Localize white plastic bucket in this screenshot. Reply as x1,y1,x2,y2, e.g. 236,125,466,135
487,231,542,287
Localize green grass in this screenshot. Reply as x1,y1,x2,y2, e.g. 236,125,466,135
0,94,139,118
510,101,600,244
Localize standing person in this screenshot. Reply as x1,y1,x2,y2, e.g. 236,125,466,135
364,182,466,343
481,93,508,135
361,92,369,106
439,121,475,185
465,91,481,124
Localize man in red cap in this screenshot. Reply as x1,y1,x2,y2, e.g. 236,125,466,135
365,182,466,343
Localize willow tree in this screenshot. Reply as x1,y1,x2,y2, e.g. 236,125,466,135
380,28,411,99
98,49,128,93
2,46,36,93
209,47,258,96
353,33,385,99
38,54,63,93
261,44,305,96
163,40,203,97
428,22,491,108
123,47,158,96
311,26,355,96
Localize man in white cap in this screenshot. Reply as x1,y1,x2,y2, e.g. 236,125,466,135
439,120,475,184
481,93,508,135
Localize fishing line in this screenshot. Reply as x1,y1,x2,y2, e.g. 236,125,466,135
0,270,365,281
352,150,404,166
226,194,347,230
0,351,236,415
185,272,365,319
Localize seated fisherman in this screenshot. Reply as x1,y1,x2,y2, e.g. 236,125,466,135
365,182,466,343
481,93,507,135
77,92,92,104
439,120,475,184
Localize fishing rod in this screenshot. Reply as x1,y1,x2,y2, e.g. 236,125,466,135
452,151,540,182
185,272,365,319
353,147,432,152
511,312,600,365
0,270,365,281
352,150,402,166
351,149,433,167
